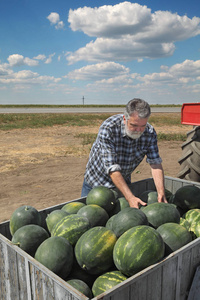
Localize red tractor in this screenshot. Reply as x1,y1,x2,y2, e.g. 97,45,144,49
177,103,200,182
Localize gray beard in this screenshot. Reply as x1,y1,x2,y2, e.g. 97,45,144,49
125,129,143,139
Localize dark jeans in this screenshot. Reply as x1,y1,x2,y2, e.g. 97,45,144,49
81,178,93,197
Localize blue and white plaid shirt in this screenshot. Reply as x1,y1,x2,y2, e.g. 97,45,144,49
84,114,162,188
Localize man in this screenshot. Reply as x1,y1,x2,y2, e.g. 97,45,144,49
81,98,167,208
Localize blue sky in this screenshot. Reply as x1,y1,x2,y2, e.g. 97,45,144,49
0,0,199,105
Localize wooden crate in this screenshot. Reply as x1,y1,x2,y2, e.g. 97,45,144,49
1,176,200,300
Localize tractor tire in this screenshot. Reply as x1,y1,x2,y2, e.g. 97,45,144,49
177,126,200,182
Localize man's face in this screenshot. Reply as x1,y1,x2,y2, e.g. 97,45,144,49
123,112,148,139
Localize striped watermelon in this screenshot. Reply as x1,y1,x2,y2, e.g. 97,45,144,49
61,202,86,214
179,218,190,231
183,209,200,225
75,226,117,275
51,214,90,246
193,223,200,238
46,209,69,233
113,225,165,277
92,270,127,297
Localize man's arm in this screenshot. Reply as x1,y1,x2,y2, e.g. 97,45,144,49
109,171,147,208
150,163,168,203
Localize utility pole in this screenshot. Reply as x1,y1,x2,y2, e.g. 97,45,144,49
82,96,85,105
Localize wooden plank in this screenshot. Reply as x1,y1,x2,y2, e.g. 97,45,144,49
188,266,200,300
161,255,178,300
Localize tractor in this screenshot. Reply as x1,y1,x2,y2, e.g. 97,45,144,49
177,103,200,182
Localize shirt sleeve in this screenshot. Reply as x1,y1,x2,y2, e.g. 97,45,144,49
98,125,121,174
146,128,162,165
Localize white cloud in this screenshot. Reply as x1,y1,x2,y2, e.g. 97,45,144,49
55,21,64,30
45,53,56,64
67,2,200,64
67,62,130,80
47,12,60,24
67,38,175,64
47,12,65,29
33,54,46,60
7,54,38,67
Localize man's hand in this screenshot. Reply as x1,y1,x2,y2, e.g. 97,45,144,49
127,196,147,209
157,194,168,203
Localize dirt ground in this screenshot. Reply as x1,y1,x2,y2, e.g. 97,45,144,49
0,119,193,223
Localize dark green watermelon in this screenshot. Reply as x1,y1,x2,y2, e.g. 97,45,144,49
172,185,200,211
86,186,116,212
111,207,149,237
35,236,73,279
11,224,49,256
9,205,41,236
156,222,192,255
66,279,93,298
77,204,109,227
141,202,180,228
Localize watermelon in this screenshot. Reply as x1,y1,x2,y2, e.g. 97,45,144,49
11,224,49,256
111,207,149,237
110,197,130,215
86,186,116,212
66,279,93,298
113,225,165,277
165,188,173,201
92,270,127,297
156,223,192,255
61,201,85,214
67,257,97,288
75,226,117,275
51,214,90,246
172,185,200,211
77,204,109,227
183,209,200,225
141,202,180,228
9,205,41,236
105,215,116,231
193,223,200,238
139,190,158,205
179,218,190,231
46,209,69,233
35,236,73,279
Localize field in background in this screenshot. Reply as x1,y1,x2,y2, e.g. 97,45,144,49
0,112,190,143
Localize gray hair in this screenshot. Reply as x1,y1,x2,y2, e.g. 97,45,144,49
124,98,151,119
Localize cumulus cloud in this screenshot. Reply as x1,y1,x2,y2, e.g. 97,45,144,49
47,12,65,29
7,54,38,67
67,2,200,64
67,62,130,80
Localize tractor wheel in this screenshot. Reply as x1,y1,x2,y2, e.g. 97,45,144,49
177,126,200,182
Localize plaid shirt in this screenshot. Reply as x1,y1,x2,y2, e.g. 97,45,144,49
84,114,162,188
